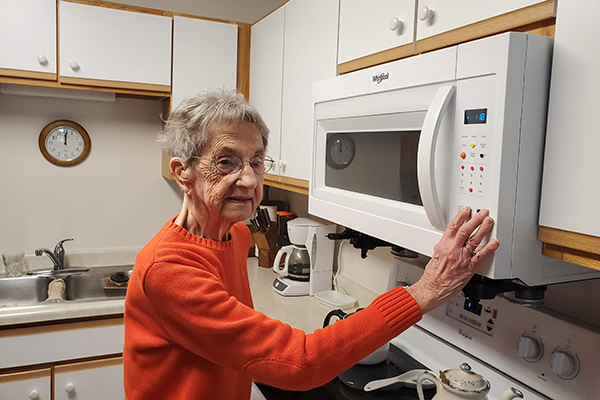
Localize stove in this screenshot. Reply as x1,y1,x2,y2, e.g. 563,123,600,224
255,343,434,399
257,258,600,400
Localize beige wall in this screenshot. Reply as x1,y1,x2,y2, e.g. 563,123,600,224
0,93,183,269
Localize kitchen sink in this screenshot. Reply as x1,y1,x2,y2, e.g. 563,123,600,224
63,265,131,301
0,265,132,307
0,275,52,308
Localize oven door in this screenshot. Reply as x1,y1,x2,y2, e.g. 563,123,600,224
310,82,456,256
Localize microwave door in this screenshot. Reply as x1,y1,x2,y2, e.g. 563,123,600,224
417,85,456,230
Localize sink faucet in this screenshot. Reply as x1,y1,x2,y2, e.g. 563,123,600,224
35,238,74,270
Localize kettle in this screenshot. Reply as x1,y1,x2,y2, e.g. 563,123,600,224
417,363,524,400
323,309,390,365
273,245,311,281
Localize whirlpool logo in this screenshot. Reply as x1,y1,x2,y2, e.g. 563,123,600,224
372,72,389,84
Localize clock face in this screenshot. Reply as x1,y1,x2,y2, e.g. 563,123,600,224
39,120,91,166
327,134,355,169
45,126,85,162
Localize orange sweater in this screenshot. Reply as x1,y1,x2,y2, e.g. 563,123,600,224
123,218,422,400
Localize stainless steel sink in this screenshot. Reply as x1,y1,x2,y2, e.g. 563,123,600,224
0,265,132,307
64,265,131,301
0,276,52,307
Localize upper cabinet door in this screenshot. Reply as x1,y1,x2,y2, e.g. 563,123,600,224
172,16,238,110
0,0,57,79
416,0,547,41
59,1,172,89
280,0,340,181
249,7,285,165
540,0,600,238
338,0,415,64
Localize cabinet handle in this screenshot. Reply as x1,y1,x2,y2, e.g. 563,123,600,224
65,382,75,393
418,6,435,22
389,17,404,32
37,54,48,65
69,60,80,71
29,390,40,400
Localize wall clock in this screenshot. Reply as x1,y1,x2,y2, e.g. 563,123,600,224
39,120,91,166
326,134,355,169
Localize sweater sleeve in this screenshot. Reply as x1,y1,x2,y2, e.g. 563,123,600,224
143,262,421,391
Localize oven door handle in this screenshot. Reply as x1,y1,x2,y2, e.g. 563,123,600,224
417,84,456,230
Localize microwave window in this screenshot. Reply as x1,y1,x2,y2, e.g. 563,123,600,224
325,131,422,206
464,108,487,124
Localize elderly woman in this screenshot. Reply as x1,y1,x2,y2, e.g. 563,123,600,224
123,89,499,399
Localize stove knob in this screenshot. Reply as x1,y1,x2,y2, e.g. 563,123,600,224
550,350,580,379
517,336,543,362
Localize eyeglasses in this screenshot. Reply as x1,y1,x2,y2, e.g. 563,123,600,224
193,155,275,175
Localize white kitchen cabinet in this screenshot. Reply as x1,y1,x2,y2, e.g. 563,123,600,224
59,1,172,90
172,16,238,110
250,0,339,185
338,0,415,64
0,369,51,400
280,0,340,182
415,0,547,41
55,358,124,400
249,6,285,169
0,0,57,79
539,0,600,269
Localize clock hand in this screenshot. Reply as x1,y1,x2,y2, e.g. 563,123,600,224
64,130,68,146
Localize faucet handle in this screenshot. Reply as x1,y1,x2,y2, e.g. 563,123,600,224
54,238,74,265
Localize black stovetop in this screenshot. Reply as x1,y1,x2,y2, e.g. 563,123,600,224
256,344,435,400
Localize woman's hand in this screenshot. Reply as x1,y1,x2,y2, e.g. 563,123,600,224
406,207,499,314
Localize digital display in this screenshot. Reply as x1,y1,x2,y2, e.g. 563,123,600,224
464,108,487,124
464,298,483,316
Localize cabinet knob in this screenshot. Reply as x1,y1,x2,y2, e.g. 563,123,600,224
29,390,40,400
65,382,75,393
389,17,404,32
277,160,287,172
418,6,435,22
69,60,80,71
37,54,48,65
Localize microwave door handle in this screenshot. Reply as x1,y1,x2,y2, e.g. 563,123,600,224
417,84,456,230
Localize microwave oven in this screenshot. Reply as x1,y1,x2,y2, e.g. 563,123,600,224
309,32,600,287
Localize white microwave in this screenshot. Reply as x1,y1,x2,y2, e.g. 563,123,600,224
309,32,600,287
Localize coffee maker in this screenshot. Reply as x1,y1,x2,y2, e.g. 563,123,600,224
272,217,336,296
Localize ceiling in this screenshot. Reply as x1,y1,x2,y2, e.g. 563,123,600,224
111,0,287,24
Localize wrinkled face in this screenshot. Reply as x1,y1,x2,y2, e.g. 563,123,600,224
191,122,264,226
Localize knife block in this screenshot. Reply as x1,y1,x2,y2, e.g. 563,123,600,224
252,223,279,268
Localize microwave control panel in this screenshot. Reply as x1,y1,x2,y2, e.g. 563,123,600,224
451,75,495,215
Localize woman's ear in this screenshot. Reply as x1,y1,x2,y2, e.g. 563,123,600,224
171,158,194,195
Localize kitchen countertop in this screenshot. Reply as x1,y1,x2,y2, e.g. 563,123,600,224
0,257,377,330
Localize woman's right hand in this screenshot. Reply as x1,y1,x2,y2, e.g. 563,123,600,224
406,207,499,314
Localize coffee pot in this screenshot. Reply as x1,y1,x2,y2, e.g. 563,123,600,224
272,217,335,297
273,245,310,282
417,363,524,400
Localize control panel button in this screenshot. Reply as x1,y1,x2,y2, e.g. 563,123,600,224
460,152,466,159
517,336,543,362
550,350,580,379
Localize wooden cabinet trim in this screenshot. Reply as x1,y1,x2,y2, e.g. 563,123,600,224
0,68,56,81
338,1,555,75
54,356,122,374
59,76,171,94
237,22,252,100
0,317,123,339
540,226,600,271
264,175,309,196
539,226,600,255
0,368,51,384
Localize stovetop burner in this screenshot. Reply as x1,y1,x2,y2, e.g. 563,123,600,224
255,344,435,399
